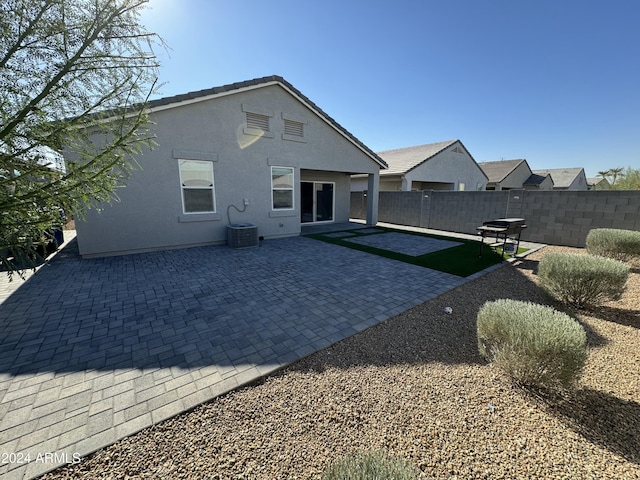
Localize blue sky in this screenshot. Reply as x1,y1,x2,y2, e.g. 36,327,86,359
140,0,640,179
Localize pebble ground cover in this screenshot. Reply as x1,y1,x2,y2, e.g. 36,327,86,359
45,246,640,479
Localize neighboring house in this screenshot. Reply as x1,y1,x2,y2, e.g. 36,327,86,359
351,140,488,192
71,75,387,258
478,159,554,191
523,172,554,190
588,177,611,190
532,168,589,190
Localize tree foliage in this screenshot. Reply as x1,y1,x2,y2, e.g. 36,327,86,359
0,0,161,277
596,166,640,190
609,167,640,190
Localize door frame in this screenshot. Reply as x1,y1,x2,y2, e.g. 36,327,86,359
301,181,335,224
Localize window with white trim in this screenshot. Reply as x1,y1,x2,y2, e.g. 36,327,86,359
271,166,294,210
179,159,216,213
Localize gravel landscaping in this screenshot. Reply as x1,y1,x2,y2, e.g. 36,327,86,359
44,246,640,479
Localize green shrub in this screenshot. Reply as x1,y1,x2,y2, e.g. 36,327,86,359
323,450,419,480
538,252,629,308
586,228,640,262
477,299,587,390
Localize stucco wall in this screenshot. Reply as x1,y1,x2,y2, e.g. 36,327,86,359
350,176,401,192
499,162,532,190
300,170,352,223
568,172,589,190
75,84,380,257
523,175,554,191
351,142,487,192
351,189,640,247
404,146,487,192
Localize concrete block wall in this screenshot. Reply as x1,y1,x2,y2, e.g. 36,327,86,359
351,189,640,247
428,191,509,233
517,190,640,246
378,191,424,227
350,191,367,219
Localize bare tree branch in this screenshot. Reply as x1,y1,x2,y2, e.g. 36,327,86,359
0,0,162,278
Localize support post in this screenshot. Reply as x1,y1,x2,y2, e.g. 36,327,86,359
366,172,379,225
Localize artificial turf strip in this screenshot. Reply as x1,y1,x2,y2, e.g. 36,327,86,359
305,228,505,277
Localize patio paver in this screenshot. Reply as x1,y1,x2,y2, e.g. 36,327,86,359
343,231,462,256
0,232,501,479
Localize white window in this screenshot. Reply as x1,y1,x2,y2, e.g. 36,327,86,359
179,160,215,213
459,182,466,191
271,166,294,210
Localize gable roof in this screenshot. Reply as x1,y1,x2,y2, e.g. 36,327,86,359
477,159,528,183
532,168,585,188
524,173,551,186
587,177,610,187
376,140,484,177
143,75,387,169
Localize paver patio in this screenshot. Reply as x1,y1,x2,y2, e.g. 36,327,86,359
342,231,462,256
0,229,501,479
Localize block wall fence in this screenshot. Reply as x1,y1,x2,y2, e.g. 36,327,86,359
350,190,640,247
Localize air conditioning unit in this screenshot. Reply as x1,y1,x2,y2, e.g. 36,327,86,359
227,223,259,249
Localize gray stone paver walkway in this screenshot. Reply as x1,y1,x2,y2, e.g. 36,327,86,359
0,233,499,480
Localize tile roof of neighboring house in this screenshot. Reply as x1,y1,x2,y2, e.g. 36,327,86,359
524,173,549,186
587,177,609,186
477,159,527,183
532,168,584,188
376,140,481,176
104,75,388,169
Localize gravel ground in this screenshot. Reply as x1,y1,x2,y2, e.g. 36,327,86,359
45,246,640,479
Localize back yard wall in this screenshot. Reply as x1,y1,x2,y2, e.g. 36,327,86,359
351,189,640,247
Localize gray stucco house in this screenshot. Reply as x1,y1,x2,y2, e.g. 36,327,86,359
73,76,387,258
351,140,488,192
532,167,589,190
478,159,554,191
588,177,611,190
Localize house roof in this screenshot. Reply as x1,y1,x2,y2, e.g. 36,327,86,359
523,173,550,186
142,75,387,169
532,168,585,188
587,177,610,186
477,159,527,183
376,140,481,176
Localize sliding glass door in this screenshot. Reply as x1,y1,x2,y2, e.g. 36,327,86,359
301,181,334,223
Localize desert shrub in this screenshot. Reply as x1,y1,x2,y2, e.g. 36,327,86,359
538,252,629,308
323,450,419,480
477,299,587,390
586,228,640,263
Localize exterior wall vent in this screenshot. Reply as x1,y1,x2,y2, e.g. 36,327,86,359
227,223,259,248
284,119,304,137
246,112,270,132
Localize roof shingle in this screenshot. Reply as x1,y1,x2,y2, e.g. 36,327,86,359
532,168,584,188
477,159,526,183
376,140,459,175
